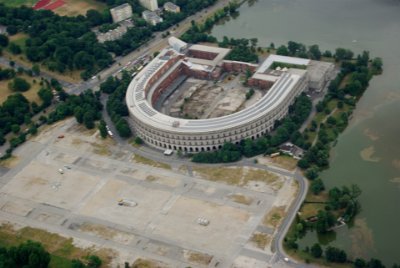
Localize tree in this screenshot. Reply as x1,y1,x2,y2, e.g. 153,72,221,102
354,258,367,268
276,45,289,56
115,118,132,138
134,137,143,144
309,44,321,60
32,64,40,76
38,87,53,107
71,259,86,268
371,57,383,73
87,255,102,268
9,43,22,54
311,179,325,195
6,25,17,35
9,77,31,92
305,166,319,180
11,124,20,134
0,34,9,47
325,246,347,263
83,110,96,129
98,120,107,138
311,243,323,258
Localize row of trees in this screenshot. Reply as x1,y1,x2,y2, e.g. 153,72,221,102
101,73,132,138
301,242,396,267
192,93,312,163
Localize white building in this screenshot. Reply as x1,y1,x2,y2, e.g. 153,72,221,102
110,3,133,23
164,2,180,13
142,10,163,25
139,0,158,11
168,36,187,53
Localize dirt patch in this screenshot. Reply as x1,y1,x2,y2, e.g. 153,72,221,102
229,194,253,205
257,155,298,171
53,0,106,16
131,258,168,268
79,223,135,245
184,250,213,266
193,166,282,190
250,232,271,250
132,155,171,170
263,206,286,228
91,142,111,156
0,156,19,168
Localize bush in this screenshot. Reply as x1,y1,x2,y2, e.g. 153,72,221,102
9,77,31,92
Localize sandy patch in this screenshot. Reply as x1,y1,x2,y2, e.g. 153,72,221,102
349,218,376,259
360,146,380,162
392,159,400,170
363,128,380,141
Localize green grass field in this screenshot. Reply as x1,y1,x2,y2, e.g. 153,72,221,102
0,0,36,7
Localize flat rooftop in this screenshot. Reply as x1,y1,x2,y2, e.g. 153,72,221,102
257,55,310,74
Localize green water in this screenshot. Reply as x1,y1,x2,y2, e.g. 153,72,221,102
211,0,400,264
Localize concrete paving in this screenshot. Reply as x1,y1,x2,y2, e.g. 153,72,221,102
0,118,300,267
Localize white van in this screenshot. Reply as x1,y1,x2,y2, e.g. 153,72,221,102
164,149,173,156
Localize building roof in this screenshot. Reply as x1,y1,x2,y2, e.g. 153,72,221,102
164,2,179,10
110,3,131,11
126,48,305,133
168,36,187,52
257,55,310,74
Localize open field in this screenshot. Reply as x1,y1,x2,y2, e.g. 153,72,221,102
54,0,107,16
0,118,298,266
0,73,42,105
0,223,114,268
0,0,36,7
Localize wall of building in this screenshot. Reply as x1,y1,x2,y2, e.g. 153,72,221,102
188,49,218,60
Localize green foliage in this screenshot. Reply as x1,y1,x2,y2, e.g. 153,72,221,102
87,255,102,268
0,240,51,268
192,94,312,163
9,43,21,54
134,136,143,144
311,178,325,195
310,243,323,258
325,246,347,263
98,120,107,139
224,38,258,63
8,77,30,92
0,34,8,47
276,45,289,56
315,210,336,233
335,48,354,61
38,87,53,107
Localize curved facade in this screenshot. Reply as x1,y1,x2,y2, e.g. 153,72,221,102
126,48,309,152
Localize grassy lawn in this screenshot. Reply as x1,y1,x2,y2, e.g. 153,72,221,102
55,0,107,16
263,206,286,228
268,155,298,171
0,223,113,267
0,73,43,105
9,33,29,52
0,0,36,7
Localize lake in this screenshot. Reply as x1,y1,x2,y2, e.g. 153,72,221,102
211,0,400,264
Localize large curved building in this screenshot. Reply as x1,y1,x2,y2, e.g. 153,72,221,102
126,38,333,152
